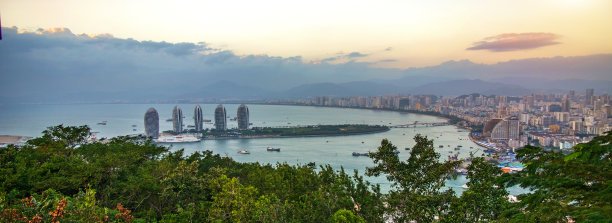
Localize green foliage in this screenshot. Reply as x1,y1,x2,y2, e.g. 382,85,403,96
367,134,461,222
1,125,386,222
447,156,509,222
204,124,389,138
503,131,612,222
329,209,366,223
3,125,610,222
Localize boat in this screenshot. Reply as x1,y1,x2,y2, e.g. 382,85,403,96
97,122,107,125
238,150,250,154
352,152,369,156
132,129,137,131
187,125,195,128
393,150,400,154
166,119,173,122
266,147,280,152
458,145,463,147
439,145,444,148
461,184,469,189
203,119,212,123
455,147,460,150
154,135,201,143
131,124,137,127
405,147,411,150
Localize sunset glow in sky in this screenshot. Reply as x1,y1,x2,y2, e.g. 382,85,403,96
2,0,611,68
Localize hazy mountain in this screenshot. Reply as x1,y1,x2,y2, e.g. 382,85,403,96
1,26,611,103
407,79,531,96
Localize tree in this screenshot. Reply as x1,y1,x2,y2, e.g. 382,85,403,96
367,135,460,222
503,131,612,222
447,156,509,222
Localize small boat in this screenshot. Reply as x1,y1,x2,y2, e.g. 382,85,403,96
352,152,369,156
361,141,364,144
131,124,137,127
132,129,137,131
461,184,469,189
458,145,463,147
449,151,453,153
238,150,250,154
203,119,212,123
439,145,444,148
166,119,173,122
266,147,280,152
405,147,411,150
97,122,107,125
455,147,460,150
187,125,195,128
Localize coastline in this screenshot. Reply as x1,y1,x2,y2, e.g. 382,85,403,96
252,102,460,125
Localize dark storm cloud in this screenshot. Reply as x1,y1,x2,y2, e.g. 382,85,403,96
467,33,560,52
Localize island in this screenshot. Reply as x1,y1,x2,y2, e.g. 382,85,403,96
197,124,390,139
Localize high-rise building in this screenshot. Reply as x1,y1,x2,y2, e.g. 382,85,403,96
144,108,159,138
237,104,249,130
561,97,570,112
215,104,227,131
490,117,519,140
586,88,594,106
194,105,203,132
172,106,183,133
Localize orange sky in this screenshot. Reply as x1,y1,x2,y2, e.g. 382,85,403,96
1,0,611,68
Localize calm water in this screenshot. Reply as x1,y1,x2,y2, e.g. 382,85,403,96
1,103,494,194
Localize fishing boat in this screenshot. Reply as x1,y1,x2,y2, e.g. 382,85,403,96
238,150,250,154
352,152,369,156
266,147,280,152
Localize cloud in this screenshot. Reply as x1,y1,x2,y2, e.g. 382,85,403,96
0,26,405,103
385,47,392,51
377,59,397,63
346,51,368,58
467,33,560,52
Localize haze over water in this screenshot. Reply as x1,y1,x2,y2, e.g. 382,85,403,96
0,103,498,193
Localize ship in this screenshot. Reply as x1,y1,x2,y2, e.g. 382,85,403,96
238,150,250,154
154,135,201,143
352,152,369,156
266,147,281,152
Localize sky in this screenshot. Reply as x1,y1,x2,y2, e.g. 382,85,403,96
2,0,611,68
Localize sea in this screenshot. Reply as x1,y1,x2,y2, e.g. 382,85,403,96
0,103,522,194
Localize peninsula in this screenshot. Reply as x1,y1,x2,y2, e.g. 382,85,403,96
200,124,390,139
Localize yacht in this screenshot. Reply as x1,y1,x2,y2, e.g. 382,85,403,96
238,150,250,154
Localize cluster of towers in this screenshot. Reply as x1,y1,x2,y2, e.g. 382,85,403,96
143,104,250,138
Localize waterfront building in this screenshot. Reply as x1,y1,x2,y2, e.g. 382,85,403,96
144,108,159,138
237,104,249,130
483,118,503,137
215,104,227,131
484,117,520,140
172,106,183,133
194,105,203,131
